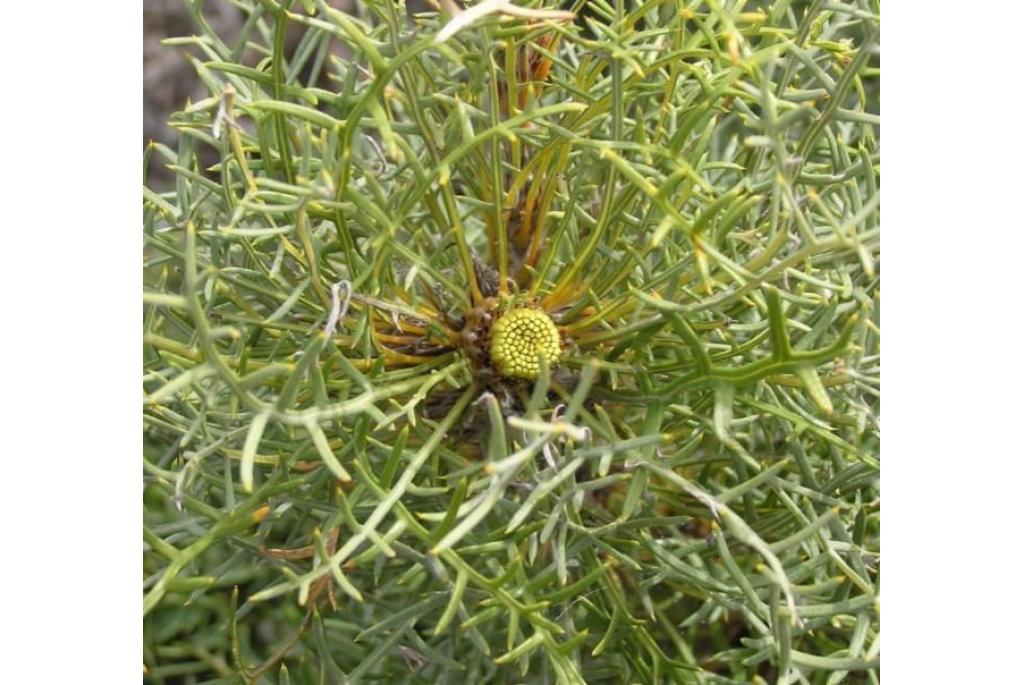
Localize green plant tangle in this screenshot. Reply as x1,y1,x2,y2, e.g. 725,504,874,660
144,0,879,683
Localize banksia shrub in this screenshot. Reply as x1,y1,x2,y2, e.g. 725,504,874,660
143,1,880,682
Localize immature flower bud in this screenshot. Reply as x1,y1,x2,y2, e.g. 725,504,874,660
489,308,561,380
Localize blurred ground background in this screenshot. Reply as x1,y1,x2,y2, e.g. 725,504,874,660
145,0,368,188
144,0,243,186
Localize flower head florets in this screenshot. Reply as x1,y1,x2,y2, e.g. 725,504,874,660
489,308,561,379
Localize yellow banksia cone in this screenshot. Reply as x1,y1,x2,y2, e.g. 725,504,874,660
489,308,561,379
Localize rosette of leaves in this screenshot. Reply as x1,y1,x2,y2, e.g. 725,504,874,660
144,1,879,683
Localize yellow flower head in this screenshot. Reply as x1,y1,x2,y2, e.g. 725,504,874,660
489,308,562,380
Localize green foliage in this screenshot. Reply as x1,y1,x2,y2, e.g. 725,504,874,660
143,0,880,682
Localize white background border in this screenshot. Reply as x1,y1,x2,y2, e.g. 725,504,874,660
0,2,140,679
